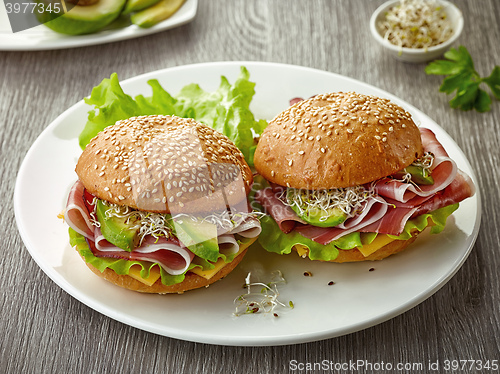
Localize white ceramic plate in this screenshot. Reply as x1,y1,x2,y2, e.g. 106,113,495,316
14,62,481,346
0,0,197,51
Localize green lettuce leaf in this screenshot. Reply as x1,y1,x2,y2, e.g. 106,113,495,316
259,216,339,261
69,227,186,286
388,203,459,240
78,67,267,166
69,225,244,285
258,204,459,261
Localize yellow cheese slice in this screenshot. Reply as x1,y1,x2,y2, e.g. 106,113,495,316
357,234,395,257
294,235,396,259
191,237,257,280
295,244,309,258
128,264,161,286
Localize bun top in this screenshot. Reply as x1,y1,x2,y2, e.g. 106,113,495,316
76,115,253,214
254,92,423,189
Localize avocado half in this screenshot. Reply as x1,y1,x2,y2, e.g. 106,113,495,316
38,0,127,35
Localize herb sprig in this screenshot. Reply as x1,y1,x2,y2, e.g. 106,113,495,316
425,46,500,112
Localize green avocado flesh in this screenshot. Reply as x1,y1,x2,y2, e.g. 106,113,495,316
96,200,140,252
130,0,184,28
395,165,434,185
122,0,161,14
286,189,348,228
37,0,127,35
172,217,219,262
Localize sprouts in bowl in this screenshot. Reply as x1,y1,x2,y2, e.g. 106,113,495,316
370,0,463,63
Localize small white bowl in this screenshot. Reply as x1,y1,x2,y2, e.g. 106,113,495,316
370,0,464,63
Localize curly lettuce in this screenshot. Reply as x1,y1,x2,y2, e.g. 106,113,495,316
69,227,186,286
79,66,267,166
69,227,246,286
258,204,459,262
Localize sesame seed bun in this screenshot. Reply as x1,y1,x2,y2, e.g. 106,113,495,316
254,92,423,189
80,245,252,294
76,115,253,214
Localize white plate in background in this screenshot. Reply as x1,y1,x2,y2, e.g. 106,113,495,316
0,0,197,51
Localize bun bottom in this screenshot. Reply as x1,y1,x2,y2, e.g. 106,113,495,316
294,232,420,263
82,245,252,294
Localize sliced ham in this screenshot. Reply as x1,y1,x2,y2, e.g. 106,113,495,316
88,236,194,275
92,226,194,275
374,128,458,203
290,198,388,245
255,187,306,233
217,234,240,256
255,186,390,245
66,180,260,275
410,170,475,218
227,216,262,238
359,205,416,235
342,171,474,236
64,180,95,240
132,236,195,275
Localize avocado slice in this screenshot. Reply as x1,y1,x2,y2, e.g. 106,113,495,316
130,0,185,28
394,165,434,185
286,189,348,228
95,200,140,252
37,0,127,35
122,0,161,15
172,217,220,262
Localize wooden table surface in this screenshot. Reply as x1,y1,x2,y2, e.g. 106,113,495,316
2,1,499,372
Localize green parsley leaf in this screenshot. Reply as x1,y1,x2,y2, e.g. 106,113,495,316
425,46,499,112
483,66,500,100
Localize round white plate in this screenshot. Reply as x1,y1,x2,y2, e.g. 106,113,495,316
14,62,481,346
0,0,197,51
